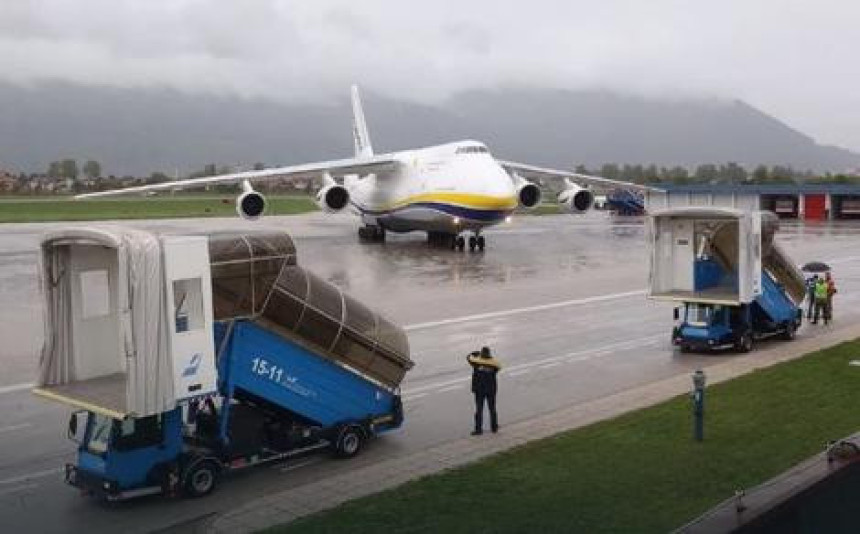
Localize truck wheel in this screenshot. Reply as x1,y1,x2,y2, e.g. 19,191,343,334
335,426,364,459
782,321,796,341
183,460,218,498
735,332,753,353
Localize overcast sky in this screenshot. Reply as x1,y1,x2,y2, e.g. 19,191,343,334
2,0,858,151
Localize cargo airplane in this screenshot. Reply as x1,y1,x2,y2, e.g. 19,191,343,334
78,86,653,251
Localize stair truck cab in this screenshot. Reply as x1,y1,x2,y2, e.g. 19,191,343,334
33,228,413,499
647,208,805,353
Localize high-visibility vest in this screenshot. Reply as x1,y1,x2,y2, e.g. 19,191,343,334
815,281,828,301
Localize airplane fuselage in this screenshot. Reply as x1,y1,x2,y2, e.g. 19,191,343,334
346,140,518,234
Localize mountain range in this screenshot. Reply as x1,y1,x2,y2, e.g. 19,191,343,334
1,82,858,175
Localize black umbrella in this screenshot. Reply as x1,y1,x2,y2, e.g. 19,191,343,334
802,261,831,273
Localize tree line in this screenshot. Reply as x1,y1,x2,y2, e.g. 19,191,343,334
3,159,858,196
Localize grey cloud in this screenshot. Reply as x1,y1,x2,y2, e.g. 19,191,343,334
0,0,858,150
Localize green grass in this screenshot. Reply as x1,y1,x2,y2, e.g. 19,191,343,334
0,195,317,222
270,340,860,534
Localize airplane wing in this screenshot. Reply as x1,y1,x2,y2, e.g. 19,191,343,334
75,154,399,199
498,160,664,192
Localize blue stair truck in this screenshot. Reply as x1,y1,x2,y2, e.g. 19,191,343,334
33,228,413,500
647,208,805,353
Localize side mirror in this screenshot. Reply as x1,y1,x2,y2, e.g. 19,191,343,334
673,307,680,321
67,410,86,444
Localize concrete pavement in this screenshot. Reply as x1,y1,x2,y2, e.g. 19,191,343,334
211,322,860,533
3,213,860,532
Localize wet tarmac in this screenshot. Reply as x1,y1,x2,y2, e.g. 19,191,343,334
2,212,860,533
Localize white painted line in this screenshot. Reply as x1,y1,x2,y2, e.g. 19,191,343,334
436,384,463,393
538,362,561,370
279,458,320,473
403,392,427,401
0,423,32,434
504,334,664,374
404,289,646,331
402,333,663,397
0,467,62,486
403,377,472,397
508,369,532,377
0,383,33,396
0,483,39,497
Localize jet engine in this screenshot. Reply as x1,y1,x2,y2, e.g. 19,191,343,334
512,173,542,209
236,180,266,220
557,181,594,213
315,173,350,213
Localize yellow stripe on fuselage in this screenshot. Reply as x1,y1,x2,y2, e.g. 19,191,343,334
378,192,518,212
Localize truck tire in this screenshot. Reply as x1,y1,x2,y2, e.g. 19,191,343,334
735,332,753,353
782,321,797,341
334,425,364,459
183,460,219,498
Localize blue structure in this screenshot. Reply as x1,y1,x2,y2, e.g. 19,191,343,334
606,189,645,215
65,319,404,500
673,267,802,353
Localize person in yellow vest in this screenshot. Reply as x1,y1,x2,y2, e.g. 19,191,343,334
468,346,501,435
812,277,829,325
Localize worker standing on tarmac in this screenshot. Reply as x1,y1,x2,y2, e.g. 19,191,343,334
812,277,830,325
468,346,501,435
825,271,838,321
805,274,819,320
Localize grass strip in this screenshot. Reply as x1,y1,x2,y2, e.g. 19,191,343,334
0,196,317,223
270,339,860,534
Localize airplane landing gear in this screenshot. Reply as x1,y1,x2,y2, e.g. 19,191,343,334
358,225,385,242
427,232,483,252
428,232,457,249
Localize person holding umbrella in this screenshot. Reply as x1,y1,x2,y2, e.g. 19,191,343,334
802,261,832,323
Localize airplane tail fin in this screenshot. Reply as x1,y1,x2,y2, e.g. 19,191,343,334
351,84,374,158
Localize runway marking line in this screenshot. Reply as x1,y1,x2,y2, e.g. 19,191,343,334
404,289,646,331
0,467,62,486
0,482,39,497
0,423,32,434
403,333,664,400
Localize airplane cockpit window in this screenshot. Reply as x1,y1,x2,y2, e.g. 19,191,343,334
455,145,489,155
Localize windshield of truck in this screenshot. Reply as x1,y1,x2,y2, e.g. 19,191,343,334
86,413,112,455
686,304,712,326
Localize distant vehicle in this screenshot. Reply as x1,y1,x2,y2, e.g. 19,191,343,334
34,228,413,500
648,208,805,353
76,86,657,251
605,189,645,216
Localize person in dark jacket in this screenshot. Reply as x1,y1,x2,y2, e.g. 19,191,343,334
468,346,501,435
805,274,819,319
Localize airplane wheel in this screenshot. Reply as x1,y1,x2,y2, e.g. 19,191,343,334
468,236,477,251
477,236,485,251
456,236,465,251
